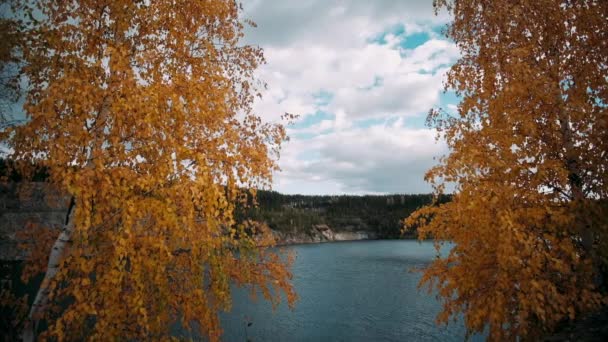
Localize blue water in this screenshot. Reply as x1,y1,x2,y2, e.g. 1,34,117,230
220,240,483,341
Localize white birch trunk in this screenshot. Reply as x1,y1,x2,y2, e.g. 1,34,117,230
22,93,110,340
22,207,74,342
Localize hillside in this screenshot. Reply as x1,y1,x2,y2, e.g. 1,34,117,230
238,190,450,243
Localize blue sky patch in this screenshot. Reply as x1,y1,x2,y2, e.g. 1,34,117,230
399,31,430,50
439,91,460,109
368,23,405,45
290,110,333,129
313,90,333,106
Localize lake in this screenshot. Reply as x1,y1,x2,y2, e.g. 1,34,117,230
220,240,484,341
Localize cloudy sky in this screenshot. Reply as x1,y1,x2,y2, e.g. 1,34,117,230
240,0,459,195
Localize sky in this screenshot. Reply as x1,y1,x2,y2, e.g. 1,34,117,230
1,1,459,195
240,0,460,195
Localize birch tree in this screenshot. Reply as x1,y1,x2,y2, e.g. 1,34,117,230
2,0,296,340
407,0,608,339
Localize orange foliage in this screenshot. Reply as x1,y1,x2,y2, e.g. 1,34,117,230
3,0,296,340
406,0,608,340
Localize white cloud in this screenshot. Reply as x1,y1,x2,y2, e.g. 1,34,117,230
274,123,447,194
252,38,458,123
241,0,450,48
328,71,443,120
239,1,458,194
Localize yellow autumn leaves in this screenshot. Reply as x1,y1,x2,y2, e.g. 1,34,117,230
6,0,295,340
409,0,608,340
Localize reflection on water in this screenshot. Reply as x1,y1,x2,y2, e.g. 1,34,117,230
220,240,483,342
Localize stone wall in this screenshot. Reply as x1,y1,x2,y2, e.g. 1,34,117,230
0,183,70,260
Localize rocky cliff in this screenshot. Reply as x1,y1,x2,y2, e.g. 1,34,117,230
0,183,69,260
272,224,377,245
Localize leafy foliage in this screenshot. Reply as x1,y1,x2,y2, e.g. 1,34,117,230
406,0,608,340
2,0,296,340
0,158,49,182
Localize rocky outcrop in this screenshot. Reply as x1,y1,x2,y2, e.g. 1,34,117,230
0,183,70,260
272,224,377,245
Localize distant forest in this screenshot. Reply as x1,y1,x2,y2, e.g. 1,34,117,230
240,190,451,239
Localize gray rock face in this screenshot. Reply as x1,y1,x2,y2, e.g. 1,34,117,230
0,183,70,260
272,224,376,245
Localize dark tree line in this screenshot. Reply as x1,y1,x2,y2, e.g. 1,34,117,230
238,190,451,238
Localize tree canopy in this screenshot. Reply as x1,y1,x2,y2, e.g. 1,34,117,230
407,0,608,340
1,0,295,340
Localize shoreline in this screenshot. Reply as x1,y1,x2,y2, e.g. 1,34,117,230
270,230,420,247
